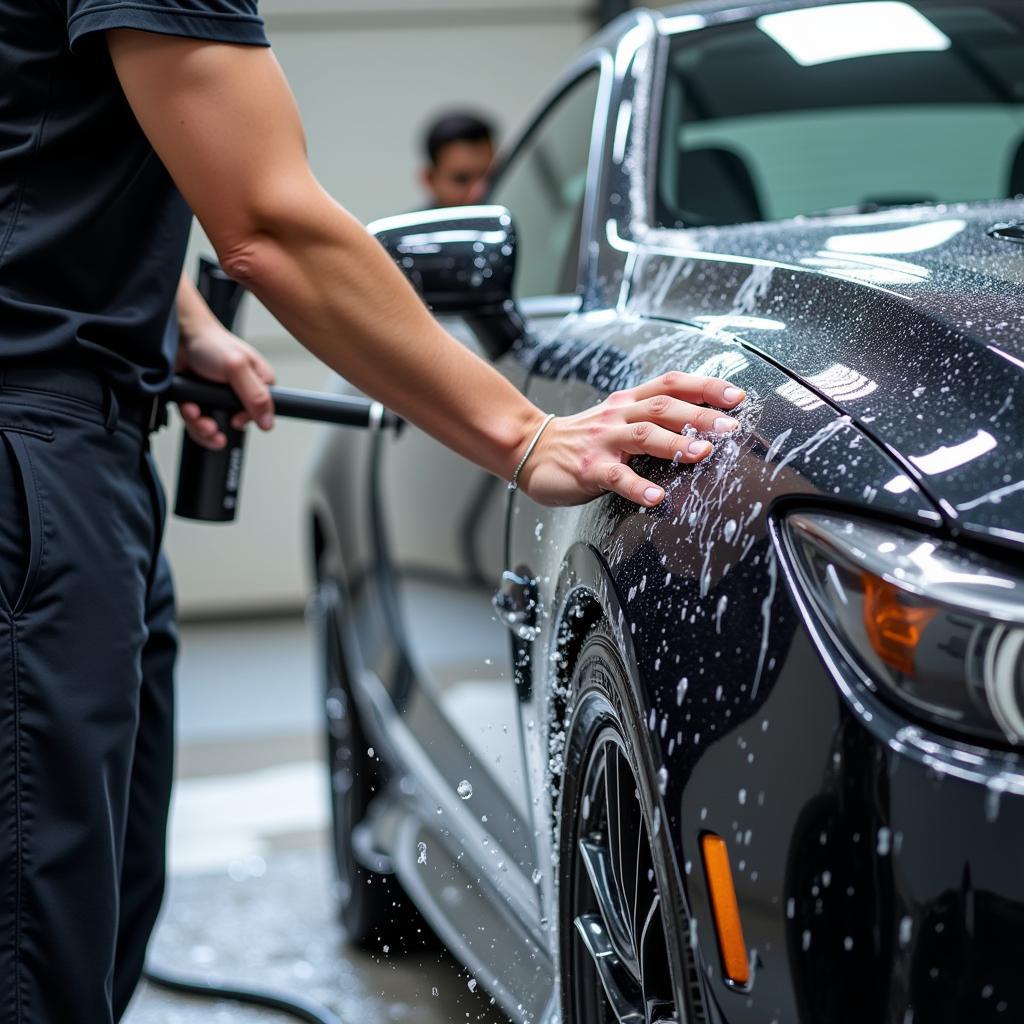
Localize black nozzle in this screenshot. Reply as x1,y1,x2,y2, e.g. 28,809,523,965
196,256,246,333
173,259,249,522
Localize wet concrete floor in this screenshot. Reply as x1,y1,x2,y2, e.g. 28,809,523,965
123,617,508,1024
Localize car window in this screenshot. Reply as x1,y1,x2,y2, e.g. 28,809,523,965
490,70,601,300
656,1,1024,227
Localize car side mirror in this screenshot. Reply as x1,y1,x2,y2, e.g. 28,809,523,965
369,205,525,360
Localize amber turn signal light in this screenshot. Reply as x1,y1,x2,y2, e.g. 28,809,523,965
860,572,938,675
701,833,750,986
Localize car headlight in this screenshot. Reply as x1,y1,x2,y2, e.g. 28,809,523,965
782,513,1024,747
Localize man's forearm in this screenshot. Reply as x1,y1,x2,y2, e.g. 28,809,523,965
222,196,544,481
175,273,218,359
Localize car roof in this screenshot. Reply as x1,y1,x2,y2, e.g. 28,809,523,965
592,0,862,52
653,0,877,17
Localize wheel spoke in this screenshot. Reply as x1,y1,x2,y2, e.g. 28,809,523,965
570,731,681,1024
574,914,646,1024
632,806,647,952
639,888,675,1020
632,819,656,961
648,1004,678,1024
579,839,641,981
637,891,662,994
603,748,623,902
605,748,641,951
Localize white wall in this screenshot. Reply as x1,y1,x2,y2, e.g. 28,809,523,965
154,0,593,616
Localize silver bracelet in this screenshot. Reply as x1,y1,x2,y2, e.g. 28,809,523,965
509,413,556,492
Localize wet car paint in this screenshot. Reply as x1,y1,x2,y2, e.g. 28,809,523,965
510,310,1023,1022
309,2,1024,1022
628,208,1024,544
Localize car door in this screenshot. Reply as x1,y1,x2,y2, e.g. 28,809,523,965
371,62,607,912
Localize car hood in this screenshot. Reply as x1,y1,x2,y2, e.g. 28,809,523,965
626,200,1024,547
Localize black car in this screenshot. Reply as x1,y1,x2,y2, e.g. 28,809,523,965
307,2,1024,1021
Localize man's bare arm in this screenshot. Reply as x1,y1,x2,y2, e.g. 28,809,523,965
108,33,744,507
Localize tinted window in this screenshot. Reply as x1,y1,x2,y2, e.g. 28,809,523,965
491,71,600,298
656,1,1024,227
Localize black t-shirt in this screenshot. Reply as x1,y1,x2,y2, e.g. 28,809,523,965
0,2,269,395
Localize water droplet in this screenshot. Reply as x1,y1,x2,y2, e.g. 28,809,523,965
715,594,728,633
417,842,427,865
468,979,478,993
986,775,1007,823
657,766,669,795
457,780,473,800
876,827,892,855
532,868,542,885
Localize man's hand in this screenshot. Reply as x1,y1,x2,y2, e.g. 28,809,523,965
518,373,746,507
175,275,275,450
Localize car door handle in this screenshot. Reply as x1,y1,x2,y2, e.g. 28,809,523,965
493,568,540,640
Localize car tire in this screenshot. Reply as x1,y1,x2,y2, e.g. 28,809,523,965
316,574,426,950
557,623,703,1024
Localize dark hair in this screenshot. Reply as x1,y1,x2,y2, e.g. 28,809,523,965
425,112,494,166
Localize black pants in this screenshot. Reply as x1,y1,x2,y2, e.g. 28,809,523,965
0,366,175,1022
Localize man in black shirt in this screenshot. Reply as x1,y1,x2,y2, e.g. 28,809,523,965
0,2,745,1019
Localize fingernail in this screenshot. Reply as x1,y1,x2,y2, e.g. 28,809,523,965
723,386,744,404
714,416,739,433
644,486,663,504
258,414,274,430
688,439,711,456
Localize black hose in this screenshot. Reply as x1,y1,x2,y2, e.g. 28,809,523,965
144,964,344,1024
167,374,404,431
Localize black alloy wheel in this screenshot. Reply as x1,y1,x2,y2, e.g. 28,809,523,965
316,574,421,949
559,626,700,1024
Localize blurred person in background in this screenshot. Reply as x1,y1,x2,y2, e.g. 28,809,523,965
421,111,496,208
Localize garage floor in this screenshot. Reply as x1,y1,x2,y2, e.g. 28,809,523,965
123,616,507,1024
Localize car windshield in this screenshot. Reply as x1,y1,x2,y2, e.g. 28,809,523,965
655,1,1024,228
